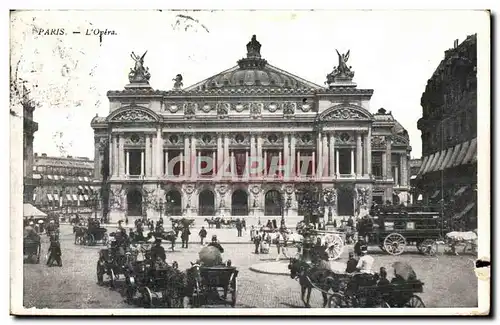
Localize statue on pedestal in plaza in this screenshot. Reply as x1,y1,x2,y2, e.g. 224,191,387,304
326,49,355,85
129,51,151,83
246,35,262,58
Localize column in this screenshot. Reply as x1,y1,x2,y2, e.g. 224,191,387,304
180,152,184,176
118,135,125,176
151,135,157,176
112,134,118,176
191,135,197,178
322,134,328,178
245,151,249,177
395,165,399,186
156,128,162,177
363,134,369,175
184,135,190,177
356,133,362,176
382,151,387,179
386,136,392,179
145,135,151,176
335,150,340,175
297,151,301,176
283,134,289,176
210,151,215,176
367,128,372,175
263,150,267,176
224,134,230,176
126,150,130,175
290,133,296,177
257,134,263,177
167,150,168,176
312,152,316,176
316,132,322,177
197,151,201,176
350,149,355,175
329,134,335,177
278,151,282,177
140,151,144,176
217,134,223,174
400,154,408,186
230,151,235,177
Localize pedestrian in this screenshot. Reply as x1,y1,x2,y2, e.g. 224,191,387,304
274,231,283,261
181,227,191,248
356,246,374,274
242,218,246,231
236,220,242,237
46,236,62,267
125,216,129,225
272,219,277,229
250,225,256,241
266,220,272,229
253,231,261,254
345,252,358,273
199,226,207,245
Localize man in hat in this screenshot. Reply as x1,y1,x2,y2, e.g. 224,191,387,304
207,235,224,253
150,238,166,263
46,235,62,267
345,252,358,273
356,245,374,274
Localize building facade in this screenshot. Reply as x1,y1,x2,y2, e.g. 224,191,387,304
32,153,97,214
92,36,412,225
416,34,477,229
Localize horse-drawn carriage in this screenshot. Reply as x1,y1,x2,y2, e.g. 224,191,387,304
23,238,41,264
74,219,109,246
360,208,444,256
204,217,238,229
96,241,137,288
189,263,238,308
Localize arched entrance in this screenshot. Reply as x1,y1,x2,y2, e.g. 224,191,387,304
337,188,354,216
165,190,182,216
265,190,282,216
199,189,215,216
127,188,143,216
231,189,248,216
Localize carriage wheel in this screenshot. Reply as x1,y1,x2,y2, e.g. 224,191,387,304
102,233,109,246
328,293,349,308
140,287,153,308
96,263,104,285
109,268,116,288
89,234,96,246
405,295,425,308
326,234,344,260
383,233,406,255
420,239,438,256
229,274,237,307
379,245,387,253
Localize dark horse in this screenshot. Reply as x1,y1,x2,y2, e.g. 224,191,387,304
288,258,341,307
146,230,178,251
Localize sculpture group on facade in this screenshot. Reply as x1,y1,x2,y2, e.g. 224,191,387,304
326,49,355,84
129,51,151,83
172,74,183,90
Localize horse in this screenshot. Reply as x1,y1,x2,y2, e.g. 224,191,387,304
146,230,178,251
74,226,87,244
288,257,340,307
204,218,219,228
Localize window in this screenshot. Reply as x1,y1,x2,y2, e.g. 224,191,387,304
372,152,383,178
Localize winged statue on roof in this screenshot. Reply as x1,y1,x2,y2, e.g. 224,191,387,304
128,50,151,83
326,49,355,84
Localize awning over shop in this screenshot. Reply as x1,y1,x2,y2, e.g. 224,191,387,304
438,148,453,171
445,144,462,169
47,194,53,201
83,195,89,201
78,177,84,182
32,166,37,171
410,175,417,180
66,194,73,201
23,203,47,218
72,194,78,201
85,186,91,191
455,186,469,196
453,141,470,167
431,190,440,199
83,177,89,182
59,175,65,180
47,175,53,180
53,194,60,201
454,202,476,219
78,195,84,201
53,175,60,180
431,151,445,173
462,138,477,165
417,156,429,176
421,153,435,174
32,173,42,180
78,185,84,190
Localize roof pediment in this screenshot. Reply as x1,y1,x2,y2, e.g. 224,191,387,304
320,104,373,121
107,105,160,123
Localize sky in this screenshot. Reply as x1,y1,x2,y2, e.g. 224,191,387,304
10,10,487,160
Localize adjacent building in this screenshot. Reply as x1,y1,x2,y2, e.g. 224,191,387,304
92,35,412,225
32,153,97,214
22,90,38,203
416,34,477,229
